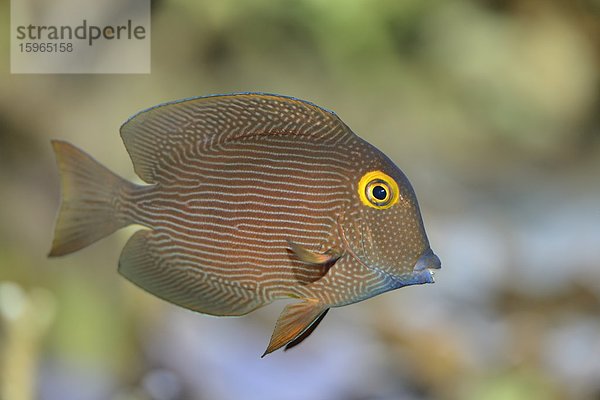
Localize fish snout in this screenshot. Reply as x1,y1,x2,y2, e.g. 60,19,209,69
413,248,441,279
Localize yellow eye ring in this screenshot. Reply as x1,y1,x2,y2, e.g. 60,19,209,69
358,170,400,209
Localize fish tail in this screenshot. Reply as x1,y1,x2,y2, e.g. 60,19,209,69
48,140,135,257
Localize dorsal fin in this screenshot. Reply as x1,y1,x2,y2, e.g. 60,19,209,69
120,93,352,183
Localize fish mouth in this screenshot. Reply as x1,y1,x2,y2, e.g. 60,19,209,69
412,248,442,282
337,214,441,287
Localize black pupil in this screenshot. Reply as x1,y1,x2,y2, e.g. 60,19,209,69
372,185,387,201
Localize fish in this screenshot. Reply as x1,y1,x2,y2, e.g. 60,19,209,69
48,93,441,356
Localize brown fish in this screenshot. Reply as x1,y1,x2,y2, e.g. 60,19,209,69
49,93,441,356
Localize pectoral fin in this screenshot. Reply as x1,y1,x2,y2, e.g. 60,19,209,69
287,241,341,284
262,300,329,357
288,241,338,264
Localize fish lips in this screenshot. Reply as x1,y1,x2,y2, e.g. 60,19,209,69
413,248,442,282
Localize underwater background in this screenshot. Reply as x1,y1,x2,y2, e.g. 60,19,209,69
1,0,600,399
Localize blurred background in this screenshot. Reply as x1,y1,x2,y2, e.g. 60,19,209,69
1,0,600,399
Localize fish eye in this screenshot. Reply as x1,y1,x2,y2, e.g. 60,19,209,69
372,185,387,200
366,180,391,206
358,171,400,209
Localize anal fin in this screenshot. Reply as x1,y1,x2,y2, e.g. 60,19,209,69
119,230,261,316
263,300,328,357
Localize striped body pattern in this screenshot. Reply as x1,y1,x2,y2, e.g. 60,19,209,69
49,93,441,355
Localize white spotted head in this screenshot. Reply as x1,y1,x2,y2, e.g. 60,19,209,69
340,142,441,289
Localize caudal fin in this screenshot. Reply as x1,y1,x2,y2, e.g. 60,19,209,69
49,140,134,257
